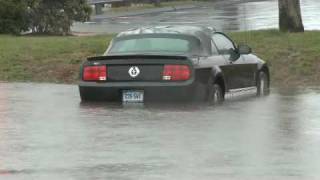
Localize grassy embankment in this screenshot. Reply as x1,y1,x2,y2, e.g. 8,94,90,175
230,30,320,86
0,35,113,83
0,30,319,86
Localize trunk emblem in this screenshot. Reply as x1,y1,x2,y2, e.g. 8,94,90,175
128,66,140,78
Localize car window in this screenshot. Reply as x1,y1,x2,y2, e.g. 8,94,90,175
211,40,219,55
108,37,198,55
212,34,235,54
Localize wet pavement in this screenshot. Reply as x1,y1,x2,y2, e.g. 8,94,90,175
1,83,320,179
72,0,320,34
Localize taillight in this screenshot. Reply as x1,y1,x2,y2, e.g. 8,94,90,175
162,65,191,81
83,65,107,81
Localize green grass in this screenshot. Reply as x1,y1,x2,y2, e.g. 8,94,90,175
229,30,320,86
0,34,113,83
0,30,319,86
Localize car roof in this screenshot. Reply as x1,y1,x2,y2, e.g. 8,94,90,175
115,25,215,56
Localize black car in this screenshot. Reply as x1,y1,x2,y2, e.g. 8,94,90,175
79,25,270,104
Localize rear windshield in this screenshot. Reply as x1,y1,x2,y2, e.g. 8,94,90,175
108,36,200,55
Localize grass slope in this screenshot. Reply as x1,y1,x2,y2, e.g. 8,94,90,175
230,30,320,86
0,30,319,86
0,35,113,83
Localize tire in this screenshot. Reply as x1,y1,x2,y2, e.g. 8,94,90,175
207,83,224,106
257,71,270,96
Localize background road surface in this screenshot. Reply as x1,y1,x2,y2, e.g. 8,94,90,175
72,0,320,33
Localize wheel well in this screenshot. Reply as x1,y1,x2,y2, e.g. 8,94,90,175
214,76,226,96
260,66,270,86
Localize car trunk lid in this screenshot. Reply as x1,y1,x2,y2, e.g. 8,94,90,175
84,55,193,82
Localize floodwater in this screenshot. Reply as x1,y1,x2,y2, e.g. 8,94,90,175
72,0,320,33
1,83,320,179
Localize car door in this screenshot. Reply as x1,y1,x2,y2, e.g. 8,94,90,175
212,33,256,89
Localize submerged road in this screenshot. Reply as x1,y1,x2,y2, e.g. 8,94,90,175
1,83,320,179
72,0,320,33
2,1,320,179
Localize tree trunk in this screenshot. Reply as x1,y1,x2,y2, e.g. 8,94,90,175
279,0,304,32
153,0,161,7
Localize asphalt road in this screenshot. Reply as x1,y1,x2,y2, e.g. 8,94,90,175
1,83,320,179
72,0,320,34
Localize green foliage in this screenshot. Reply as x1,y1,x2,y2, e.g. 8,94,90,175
0,0,29,34
0,0,92,35
28,0,92,35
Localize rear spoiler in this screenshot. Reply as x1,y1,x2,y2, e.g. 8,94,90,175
87,55,188,61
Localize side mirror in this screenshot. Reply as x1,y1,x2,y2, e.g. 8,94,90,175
238,44,252,54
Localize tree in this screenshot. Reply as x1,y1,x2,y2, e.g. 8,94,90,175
0,0,29,34
278,0,304,32
152,0,161,7
28,0,92,35
0,0,91,35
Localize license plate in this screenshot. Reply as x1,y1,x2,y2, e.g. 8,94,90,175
122,90,144,103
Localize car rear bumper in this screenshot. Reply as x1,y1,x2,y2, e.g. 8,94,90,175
79,80,207,102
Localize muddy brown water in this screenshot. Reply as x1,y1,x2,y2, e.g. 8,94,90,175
1,83,320,179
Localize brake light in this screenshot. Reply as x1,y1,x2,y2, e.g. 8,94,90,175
162,65,191,81
83,65,107,81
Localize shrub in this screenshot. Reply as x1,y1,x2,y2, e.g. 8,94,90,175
0,0,92,35
28,0,92,35
0,0,29,34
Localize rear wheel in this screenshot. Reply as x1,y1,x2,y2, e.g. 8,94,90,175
207,83,224,106
257,71,270,96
